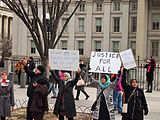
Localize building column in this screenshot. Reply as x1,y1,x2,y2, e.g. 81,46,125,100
85,1,93,58
0,15,2,38
12,13,28,57
136,0,148,59
68,2,76,50
121,0,130,50
103,0,111,52
3,16,7,38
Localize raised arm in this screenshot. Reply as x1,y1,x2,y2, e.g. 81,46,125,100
121,69,129,91
50,70,61,84
88,73,99,84
22,59,35,77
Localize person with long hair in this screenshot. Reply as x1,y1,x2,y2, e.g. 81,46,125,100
144,57,156,93
121,68,148,120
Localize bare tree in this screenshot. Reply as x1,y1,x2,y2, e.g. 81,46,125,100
0,36,12,66
1,0,82,67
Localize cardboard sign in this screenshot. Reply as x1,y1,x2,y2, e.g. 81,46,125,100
49,49,79,71
89,51,121,74
119,49,136,69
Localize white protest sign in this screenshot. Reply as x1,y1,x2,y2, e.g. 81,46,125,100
49,49,79,71
119,49,136,69
89,51,121,74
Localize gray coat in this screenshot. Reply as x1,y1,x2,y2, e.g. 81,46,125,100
0,80,15,117
91,77,118,120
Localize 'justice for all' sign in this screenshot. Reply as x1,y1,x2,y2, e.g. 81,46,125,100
89,51,121,74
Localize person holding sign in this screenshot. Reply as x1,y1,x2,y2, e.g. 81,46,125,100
50,68,81,120
89,73,121,120
121,68,148,120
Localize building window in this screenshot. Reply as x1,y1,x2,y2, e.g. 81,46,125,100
152,15,160,30
62,18,68,32
96,3,102,11
113,1,121,11
131,0,138,11
130,41,136,57
112,41,119,52
131,17,137,32
152,0,160,7
113,17,120,32
78,41,84,55
79,2,85,12
79,18,85,32
8,17,12,39
95,18,102,32
31,40,36,54
95,41,101,52
151,41,159,57
1,16,5,39
62,41,67,50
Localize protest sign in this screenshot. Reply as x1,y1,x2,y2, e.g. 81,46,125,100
89,51,121,74
49,49,79,71
119,49,136,69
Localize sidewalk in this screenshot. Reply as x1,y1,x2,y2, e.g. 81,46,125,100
14,84,160,120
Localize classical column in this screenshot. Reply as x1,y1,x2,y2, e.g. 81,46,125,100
103,0,111,52
121,0,130,50
85,0,93,58
136,0,148,59
0,15,2,38
68,2,76,50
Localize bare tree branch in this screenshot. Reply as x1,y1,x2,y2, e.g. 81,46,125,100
1,0,82,66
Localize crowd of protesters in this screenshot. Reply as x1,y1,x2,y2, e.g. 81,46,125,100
0,56,152,120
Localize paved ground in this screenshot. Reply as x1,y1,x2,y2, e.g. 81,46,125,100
14,84,160,120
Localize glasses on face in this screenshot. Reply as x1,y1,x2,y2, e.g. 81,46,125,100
1,73,7,76
63,76,67,77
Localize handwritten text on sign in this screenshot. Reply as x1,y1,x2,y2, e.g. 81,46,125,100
119,49,136,70
49,49,79,71
89,52,121,74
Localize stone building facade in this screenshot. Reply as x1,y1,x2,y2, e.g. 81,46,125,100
12,0,160,61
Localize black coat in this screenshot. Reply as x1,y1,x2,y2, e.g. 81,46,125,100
121,71,148,120
27,60,35,71
144,64,155,81
50,70,79,117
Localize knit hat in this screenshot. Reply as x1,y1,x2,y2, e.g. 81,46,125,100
37,65,45,74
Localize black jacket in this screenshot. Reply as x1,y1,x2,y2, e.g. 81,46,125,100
121,70,148,120
50,70,79,117
24,66,49,111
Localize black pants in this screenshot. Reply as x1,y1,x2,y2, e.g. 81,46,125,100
75,89,89,99
31,112,44,120
59,114,73,120
17,72,21,85
0,117,5,120
147,80,153,91
26,74,30,85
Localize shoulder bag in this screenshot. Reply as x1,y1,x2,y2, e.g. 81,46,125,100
122,88,136,113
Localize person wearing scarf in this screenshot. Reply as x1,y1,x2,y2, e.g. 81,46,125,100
50,69,80,120
0,72,15,120
90,74,120,120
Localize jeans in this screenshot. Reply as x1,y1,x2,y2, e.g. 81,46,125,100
49,82,56,96
113,90,122,113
